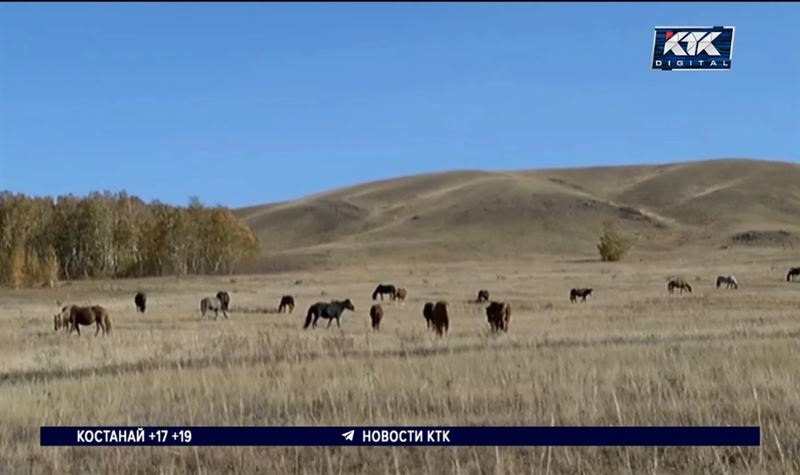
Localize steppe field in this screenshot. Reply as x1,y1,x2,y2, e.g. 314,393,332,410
2,159,800,474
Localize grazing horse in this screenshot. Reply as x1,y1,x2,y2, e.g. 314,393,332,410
716,275,739,290
59,305,111,336
485,301,511,333
54,305,71,332
216,291,231,311
787,267,800,282
570,288,593,303
422,302,435,330
476,289,490,303
668,279,692,294
393,287,407,303
370,304,383,331
431,301,450,337
372,284,396,301
278,295,295,313
134,292,147,313
304,299,355,329
200,297,228,319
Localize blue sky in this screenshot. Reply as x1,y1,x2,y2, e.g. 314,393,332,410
1,3,798,208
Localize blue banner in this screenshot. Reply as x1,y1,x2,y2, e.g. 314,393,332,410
40,426,760,447
652,26,735,71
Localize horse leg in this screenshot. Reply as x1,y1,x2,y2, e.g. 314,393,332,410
327,318,333,328
95,321,101,336
336,317,341,329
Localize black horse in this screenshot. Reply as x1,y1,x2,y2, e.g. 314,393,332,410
372,284,396,301
216,291,231,311
278,295,295,313
134,292,147,313
570,288,593,303
304,299,355,329
787,267,800,282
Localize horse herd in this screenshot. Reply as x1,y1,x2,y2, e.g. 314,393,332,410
52,267,799,337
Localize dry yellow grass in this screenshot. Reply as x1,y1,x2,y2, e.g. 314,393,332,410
1,246,799,474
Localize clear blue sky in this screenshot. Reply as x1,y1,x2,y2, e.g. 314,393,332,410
1,3,798,208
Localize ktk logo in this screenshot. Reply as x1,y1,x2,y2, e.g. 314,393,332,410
652,26,734,71
663,31,721,56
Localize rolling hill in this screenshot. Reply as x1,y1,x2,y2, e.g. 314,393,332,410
235,159,800,272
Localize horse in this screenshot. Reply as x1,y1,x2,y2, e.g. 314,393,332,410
668,279,692,294
200,296,228,319
372,284,396,301
570,288,593,303
134,292,147,313
303,299,355,329
58,305,111,336
394,287,407,303
216,291,231,311
485,301,511,333
431,301,450,336
370,304,383,331
476,289,490,303
422,302,435,330
787,267,800,282
716,275,739,290
278,295,295,313
54,305,71,332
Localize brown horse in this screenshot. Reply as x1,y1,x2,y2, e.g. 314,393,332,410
668,279,692,294
422,302,435,330
485,301,511,333
134,292,147,313
394,287,407,303
372,284,396,301
370,304,383,331
216,291,231,311
59,305,111,336
278,295,295,313
476,289,490,303
431,301,450,337
570,288,593,303
787,267,800,282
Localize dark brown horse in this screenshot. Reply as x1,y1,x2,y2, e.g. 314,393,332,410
431,301,450,337
668,279,692,294
485,301,511,333
372,284,396,301
216,291,231,311
278,295,295,313
370,304,383,331
787,267,800,282
59,305,111,336
134,292,147,313
422,302,435,330
570,288,593,303
476,289,490,303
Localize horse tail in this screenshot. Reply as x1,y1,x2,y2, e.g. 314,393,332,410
303,307,315,329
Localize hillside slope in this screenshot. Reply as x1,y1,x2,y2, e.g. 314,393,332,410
235,159,800,271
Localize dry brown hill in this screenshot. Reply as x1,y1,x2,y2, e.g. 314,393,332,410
235,159,800,272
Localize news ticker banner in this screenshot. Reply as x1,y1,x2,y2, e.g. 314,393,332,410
41,426,760,447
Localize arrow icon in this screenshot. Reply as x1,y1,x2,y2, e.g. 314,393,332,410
342,430,355,442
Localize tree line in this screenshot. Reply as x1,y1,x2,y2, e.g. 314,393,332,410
0,191,259,288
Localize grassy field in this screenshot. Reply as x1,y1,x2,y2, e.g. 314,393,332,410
1,246,799,474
